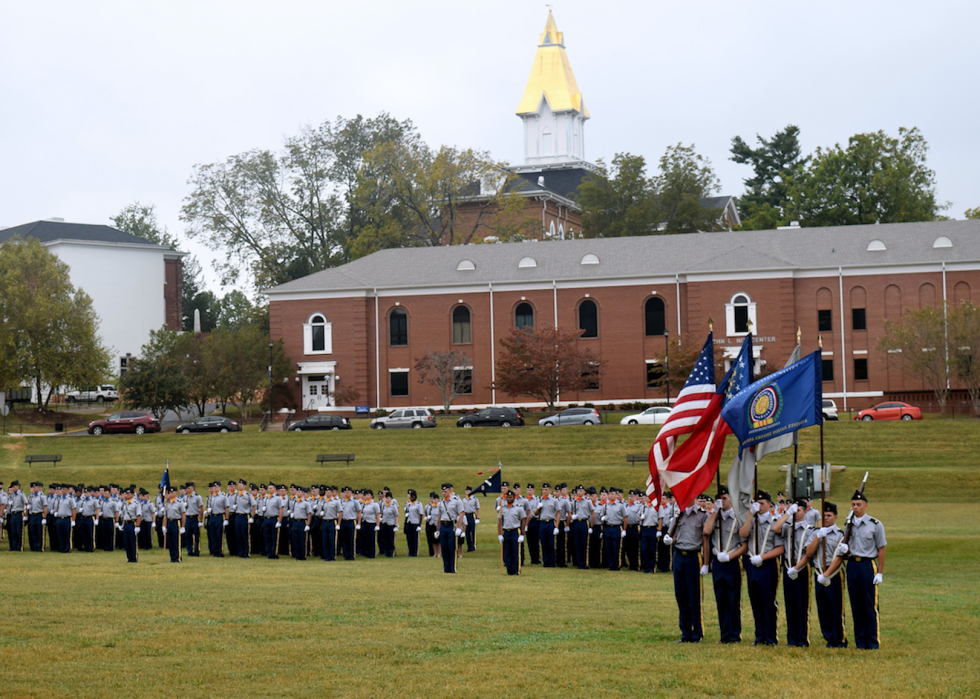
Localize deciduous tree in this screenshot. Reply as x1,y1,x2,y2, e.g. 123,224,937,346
654,143,723,233
494,326,604,411
730,125,804,229
876,304,950,412
415,349,473,415
949,301,980,415
579,153,659,238
120,329,193,420
0,237,111,410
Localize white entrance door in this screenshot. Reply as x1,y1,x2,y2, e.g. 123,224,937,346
303,374,334,411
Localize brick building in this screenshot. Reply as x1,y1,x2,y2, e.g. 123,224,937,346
267,219,980,413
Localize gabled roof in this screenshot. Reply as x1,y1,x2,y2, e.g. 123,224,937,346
0,220,175,249
266,219,980,295
515,168,589,201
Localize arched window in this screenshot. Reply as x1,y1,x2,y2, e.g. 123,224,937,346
515,302,534,330
452,306,471,344
303,313,332,354
579,299,598,338
389,308,408,346
725,293,756,336
645,297,666,336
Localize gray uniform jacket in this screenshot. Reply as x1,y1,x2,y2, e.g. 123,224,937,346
264,495,284,519
29,492,48,515
404,501,423,525
803,524,843,571
712,508,745,554
845,515,887,558
164,499,186,521
234,493,255,515
321,497,341,522
361,501,381,525
185,494,203,517
80,496,99,517
210,493,228,515
747,513,785,556
640,504,660,527
438,495,464,524
340,498,361,520
8,491,28,513
603,501,627,526
291,499,312,521
572,498,595,523
672,508,708,551
121,499,141,522
535,497,560,523
381,501,399,526
499,503,527,530
462,496,480,514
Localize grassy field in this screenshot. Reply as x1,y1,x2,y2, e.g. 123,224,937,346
1,419,979,698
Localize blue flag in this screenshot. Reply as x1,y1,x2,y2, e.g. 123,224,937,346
160,465,171,491
721,349,823,456
719,334,754,405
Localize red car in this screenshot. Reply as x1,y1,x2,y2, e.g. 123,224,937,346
854,401,922,421
88,410,161,435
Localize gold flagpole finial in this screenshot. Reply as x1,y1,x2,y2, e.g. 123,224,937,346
796,327,801,345
818,334,824,349
707,316,714,332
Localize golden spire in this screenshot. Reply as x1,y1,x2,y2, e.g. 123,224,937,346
516,11,590,117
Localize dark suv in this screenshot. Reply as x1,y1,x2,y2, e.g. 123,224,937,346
456,407,524,428
88,411,161,435
288,414,352,431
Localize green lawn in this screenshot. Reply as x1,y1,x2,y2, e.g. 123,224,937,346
1,419,979,698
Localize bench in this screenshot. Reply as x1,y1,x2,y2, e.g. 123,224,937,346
626,453,648,466
315,454,355,465
25,454,62,467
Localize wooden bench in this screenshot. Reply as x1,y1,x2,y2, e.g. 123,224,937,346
626,453,648,466
25,454,62,467
315,454,355,465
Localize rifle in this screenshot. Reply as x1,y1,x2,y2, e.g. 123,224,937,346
840,471,869,550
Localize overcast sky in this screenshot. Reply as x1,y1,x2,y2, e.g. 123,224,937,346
2,1,977,293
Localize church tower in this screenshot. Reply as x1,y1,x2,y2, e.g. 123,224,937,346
514,11,591,172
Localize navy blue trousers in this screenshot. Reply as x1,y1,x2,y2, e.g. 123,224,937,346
538,520,556,567
746,558,780,645
207,518,224,556
123,521,138,562
847,558,880,649
405,522,420,557
604,525,623,571
784,563,811,647
56,518,72,553
465,512,476,551
339,520,356,560
640,528,658,572
712,557,743,643
185,515,200,555
235,514,250,557
263,519,280,558
76,516,95,552
165,520,181,562
291,520,307,560
8,512,25,551
28,513,44,551
571,520,589,568
815,570,847,647
502,528,521,574
321,520,336,560
673,548,703,641
439,523,457,573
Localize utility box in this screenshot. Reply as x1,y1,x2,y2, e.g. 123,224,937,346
785,463,829,500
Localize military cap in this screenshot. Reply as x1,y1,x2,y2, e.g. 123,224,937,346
110,483,120,489
185,481,195,488
793,497,808,508
228,480,236,486
664,490,672,497
139,488,149,496
238,479,247,485
587,486,596,495
755,490,772,502
123,487,133,494
542,482,551,489
464,486,472,492
441,483,453,490
599,486,607,494
716,486,730,498
501,481,509,487
513,482,521,488
429,492,438,499
342,486,352,492
10,480,20,487
407,489,417,496
526,483,535,489
851,490,868,503
31,481,42,487
823,501,838,514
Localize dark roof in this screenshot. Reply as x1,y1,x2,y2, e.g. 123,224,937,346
515,167,590,200
699,195,735,210
0,220,168,247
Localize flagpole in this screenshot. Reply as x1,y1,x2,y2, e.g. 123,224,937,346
818,333,827,571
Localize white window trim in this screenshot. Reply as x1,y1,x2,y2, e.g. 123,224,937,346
303,314,333,355
725,293,757,337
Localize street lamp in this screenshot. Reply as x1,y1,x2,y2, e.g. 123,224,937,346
268,340,274,418
664,328,670,404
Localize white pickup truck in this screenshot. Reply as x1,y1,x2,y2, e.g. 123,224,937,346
65,385,119,403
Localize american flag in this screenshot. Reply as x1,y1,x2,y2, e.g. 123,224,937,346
649,333,753,510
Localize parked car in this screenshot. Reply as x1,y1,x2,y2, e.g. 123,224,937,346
456,407,524,428
619,406,671,425
175,416,242,434
370,408,437,429
854,401,922,421
88,410,161,435
822,399,839,421
538,407,602,427
66,385,118,403
288,414,352,431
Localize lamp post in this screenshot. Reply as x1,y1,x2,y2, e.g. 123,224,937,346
664,328,670,404
268,340,274,420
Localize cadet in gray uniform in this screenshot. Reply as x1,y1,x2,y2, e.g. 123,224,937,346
524,484,541,565
738,491,786,646
320,486,341,561
379,492,399,557
776,498,814,647
602,490,628,571
804,501,847,648
262,483,284,559
570,485,594,569
78,486,99,552
424,493,440,558
338,487,362,561
163,488,187,563
535,484,560,568
462,487,480,553
664,497,709,642
233,481,255,558
497,490,526,575
703,486,747,643
639,492,661,573
821,489,887,650
657,492,678,572
290,488,313,560
7,481,28,552
403,490,424,557
27,481,48,552
120,488,142,563
184,483,204,557
437,483,465,573
138,489,155,549
52,485,77,553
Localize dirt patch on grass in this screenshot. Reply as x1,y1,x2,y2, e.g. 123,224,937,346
3,440,26,452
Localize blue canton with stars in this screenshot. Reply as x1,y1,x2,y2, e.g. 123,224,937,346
718,334,754,405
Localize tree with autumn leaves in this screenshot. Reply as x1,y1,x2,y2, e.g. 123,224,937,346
494,326,604,411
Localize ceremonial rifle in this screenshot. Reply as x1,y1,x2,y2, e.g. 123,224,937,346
840,471,869,550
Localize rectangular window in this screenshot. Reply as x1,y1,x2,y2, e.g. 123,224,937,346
734,306,749,334
582,363,600,391
818,309,832,333
821,359,834,382
852,308,867,331
646,361,665,389
390,371,409,396
853,358,869,381
454,369,473,395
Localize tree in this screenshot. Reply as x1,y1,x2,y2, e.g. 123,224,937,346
965,207,980,220
213,289,264,331
730,125,805,229
120,329,193,420
654,143,723,233
494,326,604,411
180,255,219,332
209,326,292,419
949,301,980,415
352,136,529,255
578,153,659,238
110,202,180,248
876,304,950,412
786,127,946,227
0,237,111,410
181,114,413,289
415,349,474,415
644,334,726,398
